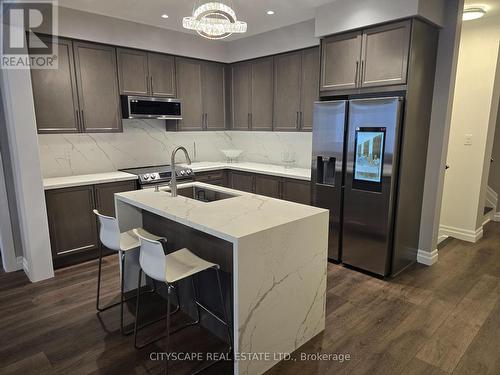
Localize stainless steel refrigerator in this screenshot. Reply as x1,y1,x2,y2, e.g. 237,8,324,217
311,97,407,277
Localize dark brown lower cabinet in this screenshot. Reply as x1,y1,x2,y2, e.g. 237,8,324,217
45,180,137,268
194,170,228,187
229,171,255,193
94,180,137,217
255,174,281,199
228,170,311,205
282,179,311,205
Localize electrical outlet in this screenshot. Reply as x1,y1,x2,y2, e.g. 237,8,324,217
464,134,473,146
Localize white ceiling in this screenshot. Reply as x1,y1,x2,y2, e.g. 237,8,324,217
57,0,338,41
464,0,500,17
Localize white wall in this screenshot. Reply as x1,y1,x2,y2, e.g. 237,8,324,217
0,152,19,272
38,120,312,178
417,0,463,265
0,65,54,281
315,0,445,37
225,19,318,62
440,14,500,242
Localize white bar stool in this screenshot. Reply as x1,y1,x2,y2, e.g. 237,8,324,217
133,230,232,373
93,209,170,335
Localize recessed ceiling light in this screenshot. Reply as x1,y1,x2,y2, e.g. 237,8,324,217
161,14,169,19
463,7,486,21
266,10,275,15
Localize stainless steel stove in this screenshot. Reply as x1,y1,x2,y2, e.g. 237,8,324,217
120,164,194,189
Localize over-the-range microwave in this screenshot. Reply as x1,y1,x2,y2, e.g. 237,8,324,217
121,95,182,120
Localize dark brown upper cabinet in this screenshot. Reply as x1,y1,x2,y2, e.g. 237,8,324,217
176,57,204,131
148,53,176,97
116,48,149,95
320,20,411,93
231,62,251,130
117,49,176,97
320,31,362,91
273,47,319,131
176,58,226,131
250,57,274,131
202,62,226,130
230,57,273,131
73,41,122,133
300,47,320,131
31,37,80,134
273,51,302,131
360,21,411,87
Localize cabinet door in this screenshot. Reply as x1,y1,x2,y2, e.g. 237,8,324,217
176,58,203,130
300,47,320,131
148,53,176,97
255,174,281,199
230,171,255,193
251,57,274,130
282,179,311,205
320,32,362,91
361,21,411,87
94,180,137,217
73,42,122,132
273,52,301,131
231,62,251,130
31,37,80,133
45,186,98,258
117,48,149,96
203,62,226,130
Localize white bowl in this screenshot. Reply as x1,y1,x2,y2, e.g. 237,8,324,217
221,149,243,159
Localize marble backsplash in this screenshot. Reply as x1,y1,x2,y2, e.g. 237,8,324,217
38,119,313,178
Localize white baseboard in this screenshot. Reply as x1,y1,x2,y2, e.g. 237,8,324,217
437,234,449,245
22,257,30,276
417,249,439,266
439,224,483,243
486,186,498,210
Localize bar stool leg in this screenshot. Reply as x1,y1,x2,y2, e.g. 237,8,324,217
96,245,104,312
215,267,233,353
164,284,172,375
191,276,201,324
119,251,134,335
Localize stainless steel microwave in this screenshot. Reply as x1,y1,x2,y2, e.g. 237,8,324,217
121,95,182,120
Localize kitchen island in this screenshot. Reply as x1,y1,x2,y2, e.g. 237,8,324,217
115,182,328,375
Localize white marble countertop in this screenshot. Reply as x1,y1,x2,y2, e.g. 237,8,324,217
115,182,326,242
184,161,311,181
43,171,137,190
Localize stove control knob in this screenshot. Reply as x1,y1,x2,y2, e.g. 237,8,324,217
186,169,192,175
143,174,150,180
180,170,185,175
150,174,156,180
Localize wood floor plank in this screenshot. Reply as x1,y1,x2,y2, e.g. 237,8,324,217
2,223,500,375
415,274,500,373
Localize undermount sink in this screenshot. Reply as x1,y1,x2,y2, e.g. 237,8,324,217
176,186,239,203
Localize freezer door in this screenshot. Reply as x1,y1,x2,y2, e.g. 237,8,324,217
342,97,403,276
311,100,347,262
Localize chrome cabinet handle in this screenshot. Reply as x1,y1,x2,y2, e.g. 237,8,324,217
75,110,80,129
80,110,85,129
355,61,359,86
146,75,150,93
150,76,154,94
360,60,365,86
296,111,300,128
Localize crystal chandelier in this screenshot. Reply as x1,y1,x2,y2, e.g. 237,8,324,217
183,1,247,40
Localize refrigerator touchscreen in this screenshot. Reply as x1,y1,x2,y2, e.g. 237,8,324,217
352,127,386,192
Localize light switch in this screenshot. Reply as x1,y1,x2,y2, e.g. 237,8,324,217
464,134,473,146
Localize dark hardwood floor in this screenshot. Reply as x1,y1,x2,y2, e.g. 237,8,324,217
2,222,500,375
